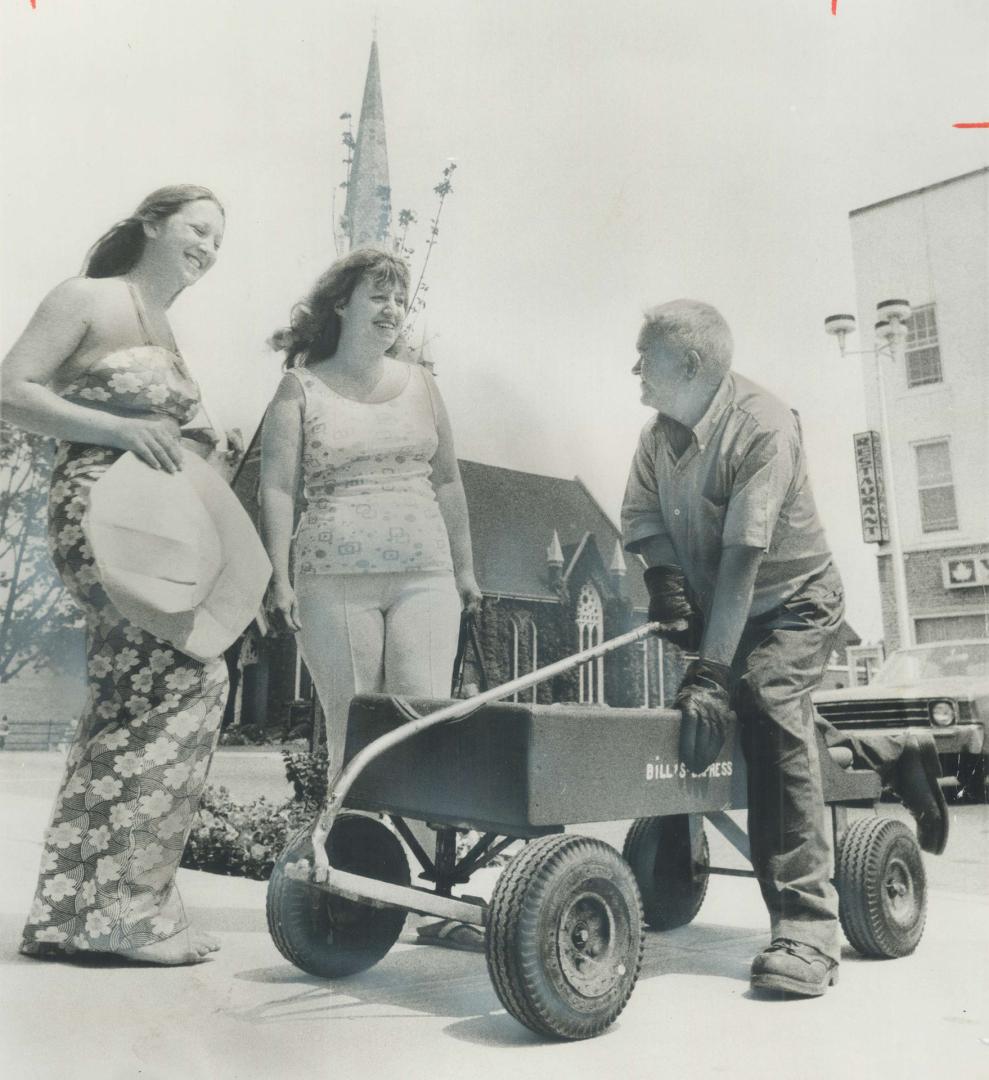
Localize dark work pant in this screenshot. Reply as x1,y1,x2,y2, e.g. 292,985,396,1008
816,719,908,781
732,566,871,962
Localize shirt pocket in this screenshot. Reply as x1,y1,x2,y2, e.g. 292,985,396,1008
695,490,728,546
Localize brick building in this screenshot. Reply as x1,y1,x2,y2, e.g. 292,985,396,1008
848,168,989,649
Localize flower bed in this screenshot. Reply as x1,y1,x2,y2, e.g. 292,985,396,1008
180,785,312,881
183,749,516,880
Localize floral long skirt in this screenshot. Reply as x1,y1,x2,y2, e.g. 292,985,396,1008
20,443,229,957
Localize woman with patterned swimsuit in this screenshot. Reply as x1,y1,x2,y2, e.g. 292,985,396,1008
2,186,228,965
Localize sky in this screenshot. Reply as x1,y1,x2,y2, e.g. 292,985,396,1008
2,0,987,643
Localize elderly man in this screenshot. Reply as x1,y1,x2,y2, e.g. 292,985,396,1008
622,299,948,997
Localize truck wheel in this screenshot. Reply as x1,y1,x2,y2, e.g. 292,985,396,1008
486,834,643,1040
266,813,409,978
836,817,926,958
622,815,710,930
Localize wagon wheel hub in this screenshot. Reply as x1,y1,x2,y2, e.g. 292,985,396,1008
882,856,918,926
557,891,620,996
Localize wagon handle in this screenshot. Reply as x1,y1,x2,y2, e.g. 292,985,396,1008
309,619,670,881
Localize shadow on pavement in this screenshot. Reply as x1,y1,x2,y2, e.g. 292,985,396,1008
186,905,268,934
223,918,762,1046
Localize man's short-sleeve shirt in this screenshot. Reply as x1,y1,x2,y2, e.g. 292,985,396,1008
622,372,833,617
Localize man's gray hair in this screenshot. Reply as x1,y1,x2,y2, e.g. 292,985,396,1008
639,299,733,376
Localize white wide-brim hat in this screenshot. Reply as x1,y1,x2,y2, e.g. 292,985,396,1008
84,448,271,661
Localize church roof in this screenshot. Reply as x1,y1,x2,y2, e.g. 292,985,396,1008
458,460,648,609
343,38,392,248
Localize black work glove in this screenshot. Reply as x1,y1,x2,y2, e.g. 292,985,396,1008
666,613,704,653
675,659,735,774
643,565,703,651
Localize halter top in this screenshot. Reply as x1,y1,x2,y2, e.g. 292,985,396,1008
289,363,453,576
56,283,201,426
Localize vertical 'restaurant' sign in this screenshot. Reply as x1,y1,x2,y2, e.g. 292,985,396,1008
853,431,889,544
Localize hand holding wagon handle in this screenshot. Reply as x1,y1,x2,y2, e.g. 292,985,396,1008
642,565,703,650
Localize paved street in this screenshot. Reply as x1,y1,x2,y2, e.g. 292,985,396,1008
1,750,987,1079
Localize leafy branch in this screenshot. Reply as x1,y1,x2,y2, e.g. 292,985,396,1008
332,112,356,256
395,208,418,261
403,161,457,335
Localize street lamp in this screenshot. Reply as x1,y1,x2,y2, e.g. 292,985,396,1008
825,299,914,649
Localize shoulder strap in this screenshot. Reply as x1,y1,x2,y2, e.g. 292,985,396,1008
283,366,312,404
127,281,183,356
416,362,440,428
126,282,154,347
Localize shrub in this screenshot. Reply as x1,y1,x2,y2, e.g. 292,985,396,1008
218,729,248,747
181,785,312,880
219,724,296,747
184,753,514,882
282,747,329,807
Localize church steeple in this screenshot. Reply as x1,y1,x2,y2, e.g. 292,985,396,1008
343,37,392,249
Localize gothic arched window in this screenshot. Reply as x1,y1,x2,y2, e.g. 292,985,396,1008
576,583,604,704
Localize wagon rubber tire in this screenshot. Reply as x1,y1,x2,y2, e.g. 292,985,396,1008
622,815,710,930
836,816,926,958
485,834,644,1040
266,813,409,978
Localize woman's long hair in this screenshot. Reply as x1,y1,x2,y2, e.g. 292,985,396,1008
83,185,224,279
270,247,411,368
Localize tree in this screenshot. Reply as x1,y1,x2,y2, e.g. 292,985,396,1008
0,423,82,682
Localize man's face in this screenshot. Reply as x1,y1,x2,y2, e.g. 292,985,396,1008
632,330,683,413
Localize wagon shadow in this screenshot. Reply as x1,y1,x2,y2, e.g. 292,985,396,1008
639,920,761,982
226,917,758,1047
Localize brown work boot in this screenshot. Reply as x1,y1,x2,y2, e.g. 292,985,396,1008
890,733,949,855
750,939,838,997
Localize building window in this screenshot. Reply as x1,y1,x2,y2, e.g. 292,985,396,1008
914,439,958,532
904,304,942,387
915,613,989,643
510,616,538,703
847,644,884,686
576,583,604,704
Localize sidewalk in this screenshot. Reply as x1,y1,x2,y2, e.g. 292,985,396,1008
1,754,987,1079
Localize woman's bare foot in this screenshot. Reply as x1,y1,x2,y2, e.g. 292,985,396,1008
118,928,220,966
